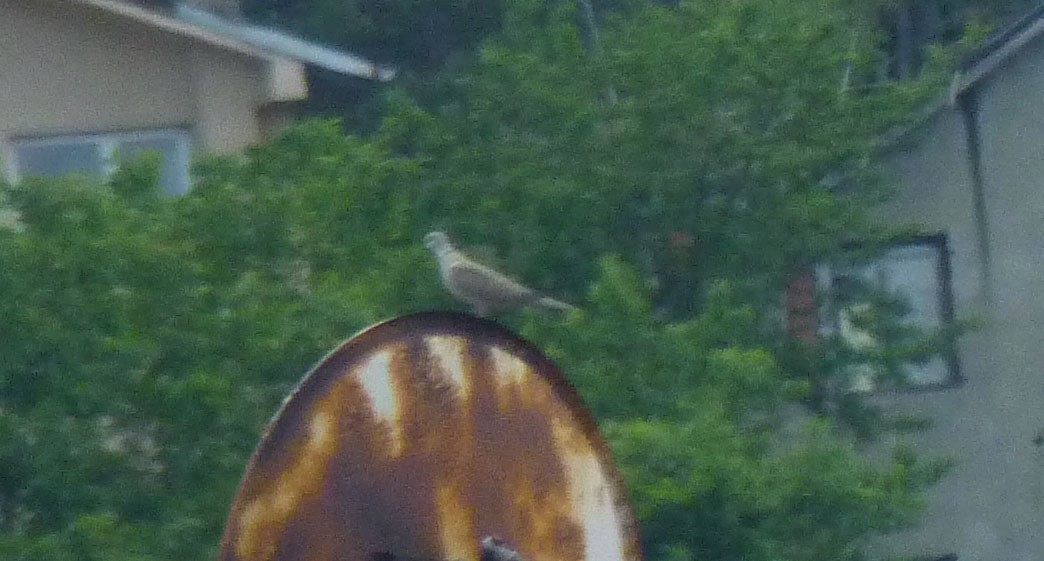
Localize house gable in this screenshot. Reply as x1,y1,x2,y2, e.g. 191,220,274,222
0,0,390,193
870,5,1044,559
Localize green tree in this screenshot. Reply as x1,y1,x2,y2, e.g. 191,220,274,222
241,0,502,70
0,1,953,560
0,137,428,560
381,0,954,556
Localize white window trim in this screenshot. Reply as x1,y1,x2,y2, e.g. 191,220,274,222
5,128,192,195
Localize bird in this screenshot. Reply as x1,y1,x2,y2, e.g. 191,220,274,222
480,537,527,561
423,231,577,317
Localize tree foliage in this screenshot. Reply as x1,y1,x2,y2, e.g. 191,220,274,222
241,0,502,70
0,1,956,560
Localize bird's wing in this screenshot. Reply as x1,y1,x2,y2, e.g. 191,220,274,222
446,257,536,306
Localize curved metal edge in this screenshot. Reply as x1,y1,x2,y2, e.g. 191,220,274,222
218,311,645,561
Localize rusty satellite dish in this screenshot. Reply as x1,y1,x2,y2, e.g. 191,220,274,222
218,312,643,561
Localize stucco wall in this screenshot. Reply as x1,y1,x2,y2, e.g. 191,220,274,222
961,29,1044,560
0,0,269,153
874,29,1044,561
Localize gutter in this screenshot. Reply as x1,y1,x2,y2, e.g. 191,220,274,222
956,89,994,302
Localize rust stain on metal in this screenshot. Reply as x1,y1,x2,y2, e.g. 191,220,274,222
219,312,643,561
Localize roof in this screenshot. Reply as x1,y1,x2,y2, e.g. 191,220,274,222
62,0,395,82
870,4,1044,160
175,5,397,81
951,2,1044,97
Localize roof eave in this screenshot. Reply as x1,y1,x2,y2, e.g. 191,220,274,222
68,0,279,62
952,8,1044,97
63,0,394,84
175,4,397,82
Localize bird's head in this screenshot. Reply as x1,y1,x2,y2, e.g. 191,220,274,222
423,231,453,253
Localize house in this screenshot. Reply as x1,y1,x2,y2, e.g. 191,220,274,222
852,4,1044,560
0,0,393,196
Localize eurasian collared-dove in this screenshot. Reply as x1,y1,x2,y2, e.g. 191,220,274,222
423,231,576,317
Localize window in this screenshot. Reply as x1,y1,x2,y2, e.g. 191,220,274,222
820,234,959,391
8,129,192,196
787,234,960,392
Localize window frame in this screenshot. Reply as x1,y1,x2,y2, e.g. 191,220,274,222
816,233,962,393
5,128,193,196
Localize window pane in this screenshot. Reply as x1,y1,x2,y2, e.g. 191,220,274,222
880,244,942,328
827,237,956,391
16,142,103,179
118,136,189,197
878,243,950,386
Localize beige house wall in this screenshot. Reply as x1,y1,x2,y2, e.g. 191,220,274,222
187,47,263,152
0,0,292,156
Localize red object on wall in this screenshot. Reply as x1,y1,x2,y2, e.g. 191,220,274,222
786,269,820,344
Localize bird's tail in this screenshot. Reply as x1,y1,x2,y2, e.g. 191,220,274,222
534,296,577,313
